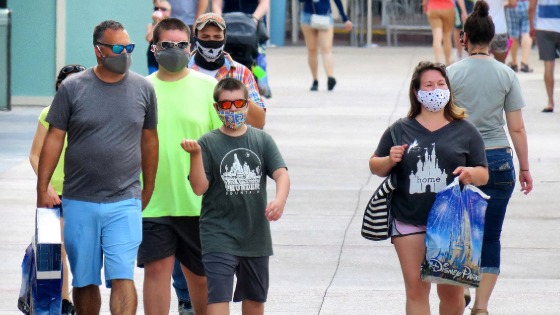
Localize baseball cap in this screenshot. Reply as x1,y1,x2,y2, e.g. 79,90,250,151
194,13,226,31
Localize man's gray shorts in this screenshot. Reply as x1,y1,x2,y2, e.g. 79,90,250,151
536,30,560,61
202,252,269,304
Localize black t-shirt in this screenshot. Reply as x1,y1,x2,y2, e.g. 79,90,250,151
374,118,487,225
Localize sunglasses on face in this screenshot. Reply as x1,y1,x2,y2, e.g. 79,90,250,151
154,6,168,12
157,41,190,50
95,42,135,54
61,65,86,74
216,99,248,110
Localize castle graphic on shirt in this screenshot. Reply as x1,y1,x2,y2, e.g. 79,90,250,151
220,149,262,195
408,142,447,194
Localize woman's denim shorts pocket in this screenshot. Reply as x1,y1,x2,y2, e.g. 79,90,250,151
486,148,516,187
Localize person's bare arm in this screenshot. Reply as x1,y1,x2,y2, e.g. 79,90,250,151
181,139,209,195
141,129,159,209
369,144,408,177
252,0,270,20
246,101,266,129
196,0,208,18
457,0,468,22
146,23,154,42
29,122,47,176
211,0,223,14
37,127,66,208
506,109,533,194
265,167,289,221
529,0,538,37
30,122,61,205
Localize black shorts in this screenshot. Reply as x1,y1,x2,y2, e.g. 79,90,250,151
203,252,269,304
137,216,205,276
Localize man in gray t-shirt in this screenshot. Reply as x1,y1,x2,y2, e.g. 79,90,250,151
37,20,158,313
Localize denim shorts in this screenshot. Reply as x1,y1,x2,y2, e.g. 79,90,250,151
203,252,269,304
478,148,516,275
300,9,333,26
62,198,142,288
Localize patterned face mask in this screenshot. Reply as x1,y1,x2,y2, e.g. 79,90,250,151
417,89,450,112
217,106,248,129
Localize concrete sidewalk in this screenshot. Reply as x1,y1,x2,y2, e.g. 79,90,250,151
1,46,558,314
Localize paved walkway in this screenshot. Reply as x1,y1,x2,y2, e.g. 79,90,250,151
0,46,559,314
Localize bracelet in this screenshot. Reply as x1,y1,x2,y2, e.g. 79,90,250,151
520,169,529,172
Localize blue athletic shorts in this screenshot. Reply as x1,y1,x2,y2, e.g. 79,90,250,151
62,197,142,288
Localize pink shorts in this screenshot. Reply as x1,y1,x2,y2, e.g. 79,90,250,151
391,219,426,238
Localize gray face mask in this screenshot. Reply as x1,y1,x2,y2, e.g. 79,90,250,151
98,47,132,74
155,48,190,72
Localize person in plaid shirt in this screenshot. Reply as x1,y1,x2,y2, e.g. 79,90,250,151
189,12,266,129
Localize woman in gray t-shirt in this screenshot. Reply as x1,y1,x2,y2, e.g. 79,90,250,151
447,2,533,314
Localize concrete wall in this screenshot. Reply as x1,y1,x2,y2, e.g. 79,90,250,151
9,0,56,103
8,0,151,105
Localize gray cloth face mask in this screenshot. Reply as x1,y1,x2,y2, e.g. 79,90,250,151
155,48,190,72
98,48,132,74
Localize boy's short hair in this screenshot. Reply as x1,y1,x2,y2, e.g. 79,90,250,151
152,18,190,44
213,78,249,102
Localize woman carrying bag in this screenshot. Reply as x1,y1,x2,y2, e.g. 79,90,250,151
447,1,533,314
369,61,488,314
299,0,352,91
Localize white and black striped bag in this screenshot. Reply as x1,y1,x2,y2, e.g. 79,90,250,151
361,174,396,241
361,120,401,241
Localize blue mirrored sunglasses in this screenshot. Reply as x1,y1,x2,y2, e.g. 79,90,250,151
95,42,135,54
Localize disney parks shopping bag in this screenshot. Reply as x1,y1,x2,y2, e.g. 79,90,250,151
421,177,489,287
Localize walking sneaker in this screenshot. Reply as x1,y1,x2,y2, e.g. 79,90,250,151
178,300,195,315
327,77,337,91
310,80,318,91
61,299,75,315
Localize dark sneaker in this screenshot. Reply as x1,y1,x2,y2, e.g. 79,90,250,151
310,80,318,91
520,63,533,73
178,300,195,315
327,77,337,91
62,299,75,315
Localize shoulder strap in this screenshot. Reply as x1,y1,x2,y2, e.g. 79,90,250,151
389,118,403,146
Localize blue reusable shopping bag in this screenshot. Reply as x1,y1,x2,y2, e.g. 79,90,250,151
421,177,489,287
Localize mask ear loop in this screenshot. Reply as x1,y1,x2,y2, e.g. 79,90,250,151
95,45,106,59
